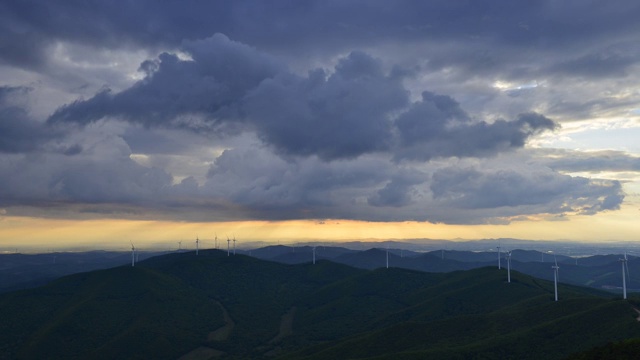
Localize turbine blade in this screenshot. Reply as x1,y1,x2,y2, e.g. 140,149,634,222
626,261,631,283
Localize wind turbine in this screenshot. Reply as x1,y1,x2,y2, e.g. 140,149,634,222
312,246,317,264
196,236,199,255
497,245,501,269
620,253,629,299
130,241,136,267
552,256,560,301
386,244,389,269
178,241,182,252
214,233,218,249
227,237,231,256
233,236,237,255
506,251,512,283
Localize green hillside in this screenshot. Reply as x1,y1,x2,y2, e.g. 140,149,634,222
1,250,639,359
566,337,640,360
279,268,640,360
0,266,224,360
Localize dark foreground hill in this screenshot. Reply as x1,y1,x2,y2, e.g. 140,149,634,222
1,250,639,360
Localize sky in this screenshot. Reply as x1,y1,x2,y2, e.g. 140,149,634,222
1,1,640,251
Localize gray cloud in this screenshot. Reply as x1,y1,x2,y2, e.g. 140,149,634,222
534,149,640,173
0,86,69,154
1,1,638,227
367,172,425,208
204,148,392,219
244,52,409,160
48,34,283,131
549,51,639,79
394,93,557,160
4,0,640,95
48,37,555,161
0,125,168,206
0,134,627,224
430,165,624,214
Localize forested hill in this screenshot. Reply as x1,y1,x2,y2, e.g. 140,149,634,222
0,249,639,359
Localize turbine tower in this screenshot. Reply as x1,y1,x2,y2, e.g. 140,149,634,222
178,241,182,252
552,256,560,301
386,244,389,269
620,253,629,299
497,245,501,269
312,246,317,265
214,233,218,249
227,237,231,256
130,241,136,267
233,236,237,255
196,236,199,255
506,251,512,283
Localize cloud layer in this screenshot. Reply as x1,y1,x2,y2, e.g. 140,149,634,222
1,1,638,226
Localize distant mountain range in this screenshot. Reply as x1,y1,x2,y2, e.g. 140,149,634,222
2,245,638,296
246,245,639,294
1,249,639,359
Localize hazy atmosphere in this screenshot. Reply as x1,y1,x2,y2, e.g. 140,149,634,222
2,1,640,250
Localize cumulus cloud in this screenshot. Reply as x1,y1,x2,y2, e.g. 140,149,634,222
48,35,556,162
243,51,409,160
394,93,557,160
48,34,283,131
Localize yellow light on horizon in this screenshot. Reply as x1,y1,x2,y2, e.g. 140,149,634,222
0,204,638,252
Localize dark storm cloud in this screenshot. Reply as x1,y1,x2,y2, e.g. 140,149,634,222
244,52,408,160
49,34,283,131
2,0,638,225
0,0,231,69
430,166,624,214
394,93,557,160
48,37,555,161
549,51,639,79
5,0,640,79
0,86,69,154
